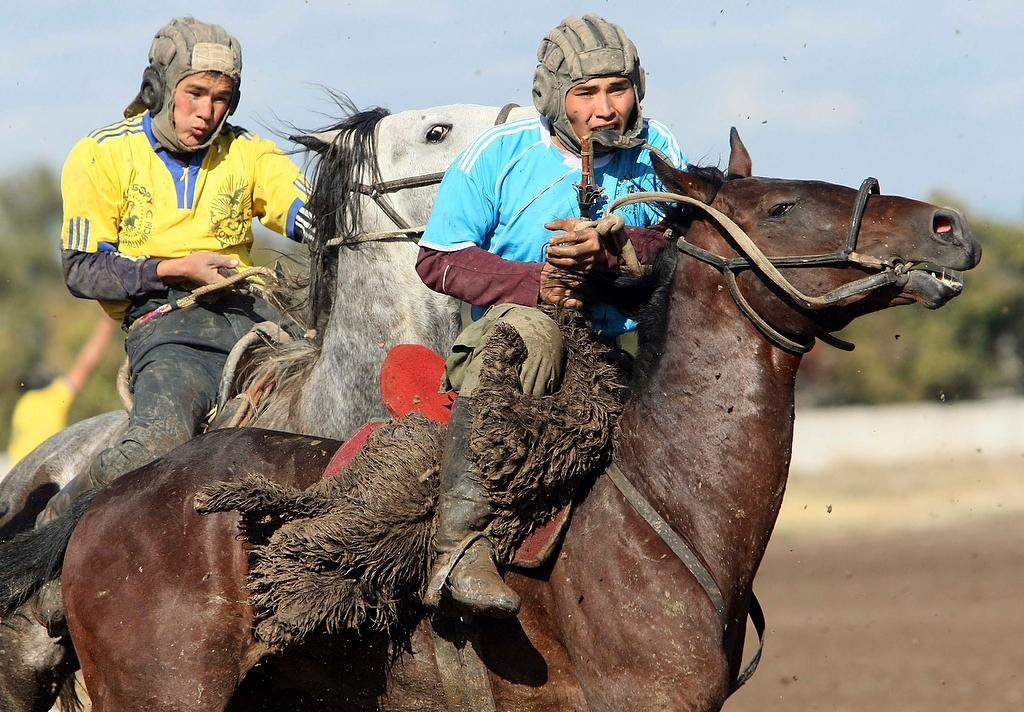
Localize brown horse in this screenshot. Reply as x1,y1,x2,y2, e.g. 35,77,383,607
0,130,980,711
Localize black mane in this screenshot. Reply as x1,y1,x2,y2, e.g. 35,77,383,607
606,163,730,392
299,101,391,330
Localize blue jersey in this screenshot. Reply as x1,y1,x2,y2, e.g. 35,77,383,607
421,114,684,335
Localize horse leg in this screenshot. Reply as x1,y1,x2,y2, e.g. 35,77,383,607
479,571,592,711
0,411,126,540
62,429,339,711
545,477,733,711
65,509,262,711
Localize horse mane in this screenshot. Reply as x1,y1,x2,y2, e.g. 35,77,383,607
205,99,396,423
607,163,728,393
298,98,392,330
607,246,678,394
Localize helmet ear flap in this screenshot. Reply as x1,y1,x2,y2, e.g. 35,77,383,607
140,65,166,114
531,64,562,120
228,85,240,115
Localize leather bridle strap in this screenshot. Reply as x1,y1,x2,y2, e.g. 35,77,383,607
605,178,892,312
327,103,521,249
605,463,765,696
602,178,903,353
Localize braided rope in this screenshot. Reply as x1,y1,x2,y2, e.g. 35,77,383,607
173,265,276,308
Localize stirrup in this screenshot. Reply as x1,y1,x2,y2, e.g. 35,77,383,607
423,532,484,609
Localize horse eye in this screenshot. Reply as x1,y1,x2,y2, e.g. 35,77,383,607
426,124,451,143
768,202,795,218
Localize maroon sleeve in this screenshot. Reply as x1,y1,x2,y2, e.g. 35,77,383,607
63,249,165,301
416,245,543,308
601,224,670,270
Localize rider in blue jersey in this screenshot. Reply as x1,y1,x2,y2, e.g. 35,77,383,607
421,112,681,335
417,14,685,618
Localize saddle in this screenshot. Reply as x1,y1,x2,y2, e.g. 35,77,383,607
194,307,622,648
321,343,571,569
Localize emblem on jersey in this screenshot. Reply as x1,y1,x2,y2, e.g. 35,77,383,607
210,179,253,247
120,184,156,250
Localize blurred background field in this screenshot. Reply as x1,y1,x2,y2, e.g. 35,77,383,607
728,400,1024,712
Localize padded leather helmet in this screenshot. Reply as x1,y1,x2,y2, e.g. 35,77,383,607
532,14,645,156
125,16,242,153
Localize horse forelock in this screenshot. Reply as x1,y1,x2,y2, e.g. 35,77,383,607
305,104,392,329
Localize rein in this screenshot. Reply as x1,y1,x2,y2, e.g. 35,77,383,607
604,177,904,354
606,463,765,696
325,103,521,248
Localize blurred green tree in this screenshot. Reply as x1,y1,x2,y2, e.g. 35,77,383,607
0,166,125,448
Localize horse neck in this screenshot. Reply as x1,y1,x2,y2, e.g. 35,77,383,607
295,193,461,441
615,251,803,600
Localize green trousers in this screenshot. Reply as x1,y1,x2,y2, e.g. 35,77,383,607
443,304,564,398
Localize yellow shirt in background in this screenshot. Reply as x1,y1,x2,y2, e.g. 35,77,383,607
6,378,75,465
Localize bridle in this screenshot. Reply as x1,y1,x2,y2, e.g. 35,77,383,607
324,103,520,248
605,176,912,354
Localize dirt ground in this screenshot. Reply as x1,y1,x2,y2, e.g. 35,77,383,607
726,456,1024,712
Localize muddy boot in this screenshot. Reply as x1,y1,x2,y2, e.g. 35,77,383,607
35,460,114,528
423,398,521,619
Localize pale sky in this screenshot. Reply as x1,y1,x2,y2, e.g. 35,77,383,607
3,0,1023,223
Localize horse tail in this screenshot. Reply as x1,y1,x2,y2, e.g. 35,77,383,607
0,487,101,616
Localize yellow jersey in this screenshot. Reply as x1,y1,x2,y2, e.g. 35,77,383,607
61,112,309,319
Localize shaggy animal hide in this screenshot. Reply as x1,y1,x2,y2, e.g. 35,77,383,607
194,308,624,649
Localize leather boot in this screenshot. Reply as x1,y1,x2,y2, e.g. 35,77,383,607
35,459,115,528
424,397,521,619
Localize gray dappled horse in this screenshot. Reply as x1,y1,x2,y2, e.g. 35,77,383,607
0,102,535,712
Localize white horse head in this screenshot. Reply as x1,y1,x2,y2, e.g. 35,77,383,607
293,103,539,440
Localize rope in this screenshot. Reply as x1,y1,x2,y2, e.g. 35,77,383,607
129,265,277,332
174,265,276,308
574,213,645,277
325,227,425,248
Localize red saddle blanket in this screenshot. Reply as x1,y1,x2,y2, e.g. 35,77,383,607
321,343,569,568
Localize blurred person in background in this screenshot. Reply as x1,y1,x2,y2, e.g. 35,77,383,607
5,316,115,466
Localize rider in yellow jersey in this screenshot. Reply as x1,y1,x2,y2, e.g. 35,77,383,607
38,17,312,524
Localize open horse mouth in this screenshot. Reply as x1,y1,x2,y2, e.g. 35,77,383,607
897,262,965,309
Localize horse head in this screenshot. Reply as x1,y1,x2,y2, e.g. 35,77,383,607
653,128,981,351
289,103,539,440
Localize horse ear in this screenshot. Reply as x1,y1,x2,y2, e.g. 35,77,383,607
653,156,717,204
290,130,339,154
727,127,752,178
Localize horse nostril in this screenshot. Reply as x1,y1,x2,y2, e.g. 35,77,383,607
931,210,964,246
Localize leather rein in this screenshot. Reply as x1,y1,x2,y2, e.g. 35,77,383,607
324,103,520,248
605,176,901,354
